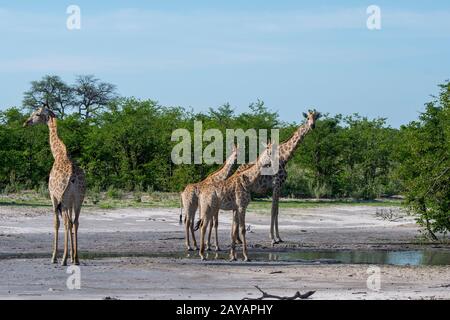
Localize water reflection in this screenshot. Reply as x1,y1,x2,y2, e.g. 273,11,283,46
268,253,280,261
180,249,450,266
255,250,450,266
3,249,448,266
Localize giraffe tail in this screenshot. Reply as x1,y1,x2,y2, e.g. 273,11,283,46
56,203,62,216
193,218,202,231
193,200,202,231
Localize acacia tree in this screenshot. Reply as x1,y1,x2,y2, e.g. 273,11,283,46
397,82,450,239
22,75,74,118
74,75,118,119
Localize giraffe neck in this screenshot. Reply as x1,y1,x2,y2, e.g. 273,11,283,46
47,117,69,161
279,123,311,163
209,152,236,182
239,151,267,188
240,162,261,187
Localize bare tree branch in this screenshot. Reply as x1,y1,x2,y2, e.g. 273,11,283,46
243,286,315,300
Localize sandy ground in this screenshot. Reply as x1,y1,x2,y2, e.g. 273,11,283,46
0,204,449,300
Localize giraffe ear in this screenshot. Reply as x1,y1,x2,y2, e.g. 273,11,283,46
302,112,308,118
261,139,271,150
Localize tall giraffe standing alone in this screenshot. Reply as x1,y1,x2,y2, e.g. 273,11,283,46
233,110,320,245
181,144,238,251
24,106,86,265
197,142,274,261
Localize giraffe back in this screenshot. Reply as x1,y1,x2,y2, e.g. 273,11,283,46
234,162,288,196
49,159,85,208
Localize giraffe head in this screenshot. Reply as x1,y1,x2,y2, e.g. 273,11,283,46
23,106,56,127
231,143,239,158
302,109,321,129
241,141,275,185
258,141,274,168
224,143,239,165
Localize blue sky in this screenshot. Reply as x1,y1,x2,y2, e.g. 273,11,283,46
0,1,449,127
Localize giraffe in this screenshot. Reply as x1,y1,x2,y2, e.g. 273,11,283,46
231,110,321,245
180,144,238,251
24,106,86,266
197,142,274,261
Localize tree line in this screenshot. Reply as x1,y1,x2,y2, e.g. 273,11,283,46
0,76,448,236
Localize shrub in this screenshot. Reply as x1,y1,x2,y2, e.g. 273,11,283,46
106,186,122,200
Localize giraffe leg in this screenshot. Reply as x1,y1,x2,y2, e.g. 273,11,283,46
214,214,220,252
190,219,198,250
199,215,210,261
61,212,69,266
184,210,192,251
275,210,283,243
270,201,276,246
270,185,281,246
229,211,239,261
238,209,249,262
73,204,81,265
233,215,240,246
182,196,191,251
234,210,242,244
184,199,198,251
72,218,80,265
52,213,60,263
191,202,199,250
273,184,283,243
51,206,60,264
206,219,213,251
69,217,74,264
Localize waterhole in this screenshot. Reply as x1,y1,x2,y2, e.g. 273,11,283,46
1,249,449,266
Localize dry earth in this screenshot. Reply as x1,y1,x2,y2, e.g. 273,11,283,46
0,204,449,299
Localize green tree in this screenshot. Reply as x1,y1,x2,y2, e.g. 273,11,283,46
0,108,51,191
397,82,450,239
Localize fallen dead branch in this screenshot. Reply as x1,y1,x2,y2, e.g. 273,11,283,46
243,286,315,300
